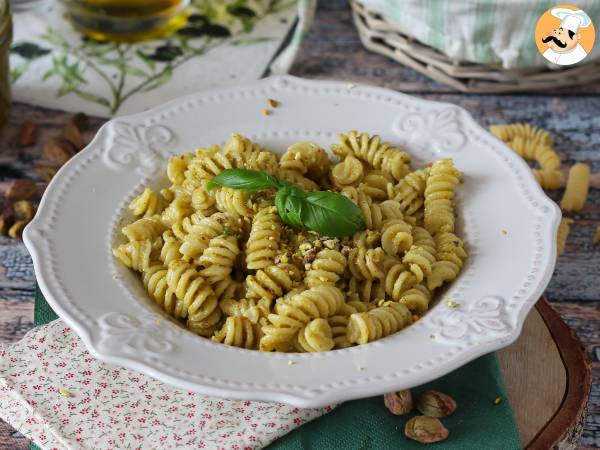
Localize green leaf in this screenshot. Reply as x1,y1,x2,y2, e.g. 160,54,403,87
10,42,51,59
275,183,304,228
73,90,111,107
227,5,256,18
230,37,273,46
141,66,173,92
122,65,148,77
136,50,156,71
207,168,280,192
300,191,365,238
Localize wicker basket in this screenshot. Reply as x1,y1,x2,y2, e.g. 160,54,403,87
351,0,600,93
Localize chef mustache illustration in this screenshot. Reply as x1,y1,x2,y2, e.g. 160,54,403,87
542,32,570,48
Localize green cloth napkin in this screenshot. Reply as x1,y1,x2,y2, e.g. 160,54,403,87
31,286,520,450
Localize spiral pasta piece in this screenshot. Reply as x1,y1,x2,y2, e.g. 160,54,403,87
560,163,590,212
424,159,462,235
328,302,372,348
557,217,574,256
187,310,222,337
220,297,270,324
348,247,385,280
179,213,235,260
359,171,392,201
332,131,410,181
160,230,181,264
508,137,561,171
112,240,152,272
129,188,165,217
347,277,386,303
246,263,300,302
399,284,431,315
280,141,330,179
197,235,240,283
402,226,436,282
122,216,166,242
260,285,344,351
186,145,233,182
212,316,259,349
391,168,430,217
427,232,467,291
246,206,281,270
352,230,381,248
305,249,347,287
143,264,178,315
384,263,415,301
191,181,217,217
346,301,412,345
490,123,552,147
161,194,194,227
341,186,383,230
223,133,278,175
213,276,244,301
167,153,192,186
166,260,219,322
533,169,562,190
381,219,413,257
330,155,364,188
295,318,334,352
214,187,254,217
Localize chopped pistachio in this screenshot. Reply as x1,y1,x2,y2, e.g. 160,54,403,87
267,98,280,108
446,299,460,308
261,108,271,116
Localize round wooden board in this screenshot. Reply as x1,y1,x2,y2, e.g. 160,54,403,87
498,298,592,449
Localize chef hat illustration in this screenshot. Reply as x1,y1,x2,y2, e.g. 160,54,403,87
551,8,592,33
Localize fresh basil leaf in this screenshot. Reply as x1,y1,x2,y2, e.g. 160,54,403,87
283,195,305,228
207,168,280,191
275,185,304,228
300,191,365,237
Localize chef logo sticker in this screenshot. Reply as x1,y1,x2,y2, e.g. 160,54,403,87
535,5,595,66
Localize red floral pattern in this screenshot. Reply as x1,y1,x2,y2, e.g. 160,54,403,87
0,320,332,449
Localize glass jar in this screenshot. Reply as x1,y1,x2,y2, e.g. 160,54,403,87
61,0,190,42
0,0,11,128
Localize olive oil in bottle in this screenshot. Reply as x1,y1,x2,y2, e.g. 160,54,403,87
62,0,190,42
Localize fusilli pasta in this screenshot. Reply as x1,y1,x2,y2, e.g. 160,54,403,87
113,132,467,351
557,217,574,256
560,163,590,212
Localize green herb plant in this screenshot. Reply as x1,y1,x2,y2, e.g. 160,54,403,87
207,169,366,238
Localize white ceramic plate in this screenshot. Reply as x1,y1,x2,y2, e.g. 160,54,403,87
24,76,560,408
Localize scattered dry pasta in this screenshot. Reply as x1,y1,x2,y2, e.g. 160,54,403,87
557,217,574,256
560,163,590,212
113,132,467,352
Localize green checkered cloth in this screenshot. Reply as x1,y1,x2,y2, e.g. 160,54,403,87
31,286,520,450
360,0,600,69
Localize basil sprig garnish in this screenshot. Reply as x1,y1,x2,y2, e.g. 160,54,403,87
207,169,365,237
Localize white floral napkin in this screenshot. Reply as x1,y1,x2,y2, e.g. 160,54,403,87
9,0,315,117
0,320,332,450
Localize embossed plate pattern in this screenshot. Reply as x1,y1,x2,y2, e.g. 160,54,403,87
23,76,560,408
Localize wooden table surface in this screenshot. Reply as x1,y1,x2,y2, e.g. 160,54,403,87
1,1,598,449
